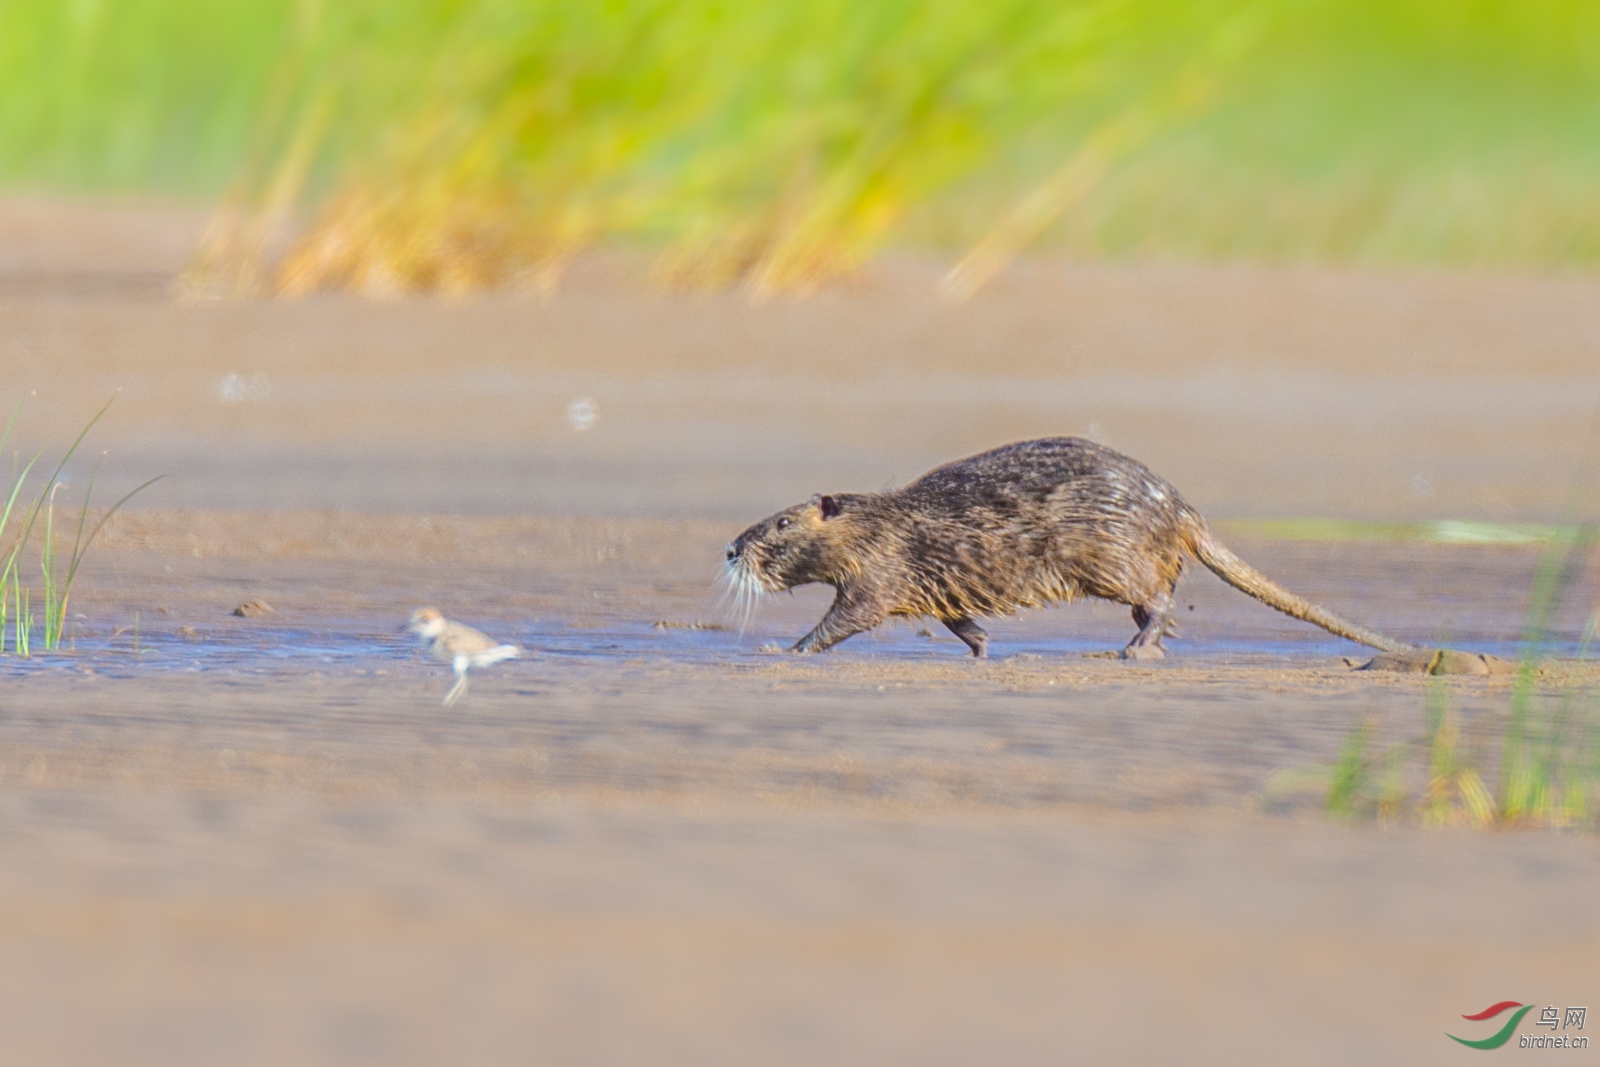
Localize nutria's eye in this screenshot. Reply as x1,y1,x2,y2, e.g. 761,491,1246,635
776,517,791,530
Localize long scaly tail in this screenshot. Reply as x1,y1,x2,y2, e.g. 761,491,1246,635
1187,523,1410,652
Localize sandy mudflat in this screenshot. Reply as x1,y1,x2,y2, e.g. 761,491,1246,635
0,200,1598,1065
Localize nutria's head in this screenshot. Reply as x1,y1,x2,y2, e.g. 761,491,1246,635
726,493,857,595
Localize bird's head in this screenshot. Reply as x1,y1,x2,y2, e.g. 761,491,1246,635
406,607,446,638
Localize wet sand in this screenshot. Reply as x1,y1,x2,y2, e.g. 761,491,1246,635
1,200,1598,1064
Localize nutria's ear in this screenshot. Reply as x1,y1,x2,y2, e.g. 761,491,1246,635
819,495,842,520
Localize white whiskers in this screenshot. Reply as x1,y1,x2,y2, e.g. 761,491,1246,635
719,555,768,635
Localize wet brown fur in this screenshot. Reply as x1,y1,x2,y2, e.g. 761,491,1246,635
726,437,1408,658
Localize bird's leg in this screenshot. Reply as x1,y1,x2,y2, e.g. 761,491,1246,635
941,616,988,658
443,658,471,705
1122,592,1176,661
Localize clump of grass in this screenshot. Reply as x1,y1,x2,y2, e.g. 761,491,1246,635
1481,415,1600,828
1315,672,1598,832
0,398,161,656
253,0,1600,295
1419,682,1496,830
1493,599,1599,828
9,1,1600,295
1319,413,1600,831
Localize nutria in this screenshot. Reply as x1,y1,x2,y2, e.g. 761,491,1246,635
725,437,1409,659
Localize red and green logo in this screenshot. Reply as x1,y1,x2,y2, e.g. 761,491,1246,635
1448,1002,1534,1049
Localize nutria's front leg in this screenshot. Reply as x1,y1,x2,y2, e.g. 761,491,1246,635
941,616,988,658
792,589,887,653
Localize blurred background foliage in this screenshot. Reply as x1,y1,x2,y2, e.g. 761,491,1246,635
3,0,1598,294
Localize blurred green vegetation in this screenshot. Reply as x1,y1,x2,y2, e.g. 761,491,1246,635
4,0,1600,291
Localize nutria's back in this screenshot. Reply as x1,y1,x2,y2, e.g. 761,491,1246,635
726,436,1406,657
881,437,1202,611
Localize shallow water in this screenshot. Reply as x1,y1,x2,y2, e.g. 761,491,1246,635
1,613,1574,682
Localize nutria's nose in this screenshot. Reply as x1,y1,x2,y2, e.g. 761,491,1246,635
725,542,738,561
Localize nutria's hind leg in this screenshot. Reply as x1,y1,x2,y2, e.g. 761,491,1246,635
1122,593,1176,661
941,616,988,658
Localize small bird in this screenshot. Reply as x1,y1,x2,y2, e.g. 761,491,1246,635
405,607,521,705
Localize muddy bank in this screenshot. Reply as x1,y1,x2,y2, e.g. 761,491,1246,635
2,199,1599,520
1,201,1598,1065
0,795,1593,1067
0,511,1591,1067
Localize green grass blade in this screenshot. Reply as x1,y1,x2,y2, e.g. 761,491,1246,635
1326,718,1371,818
